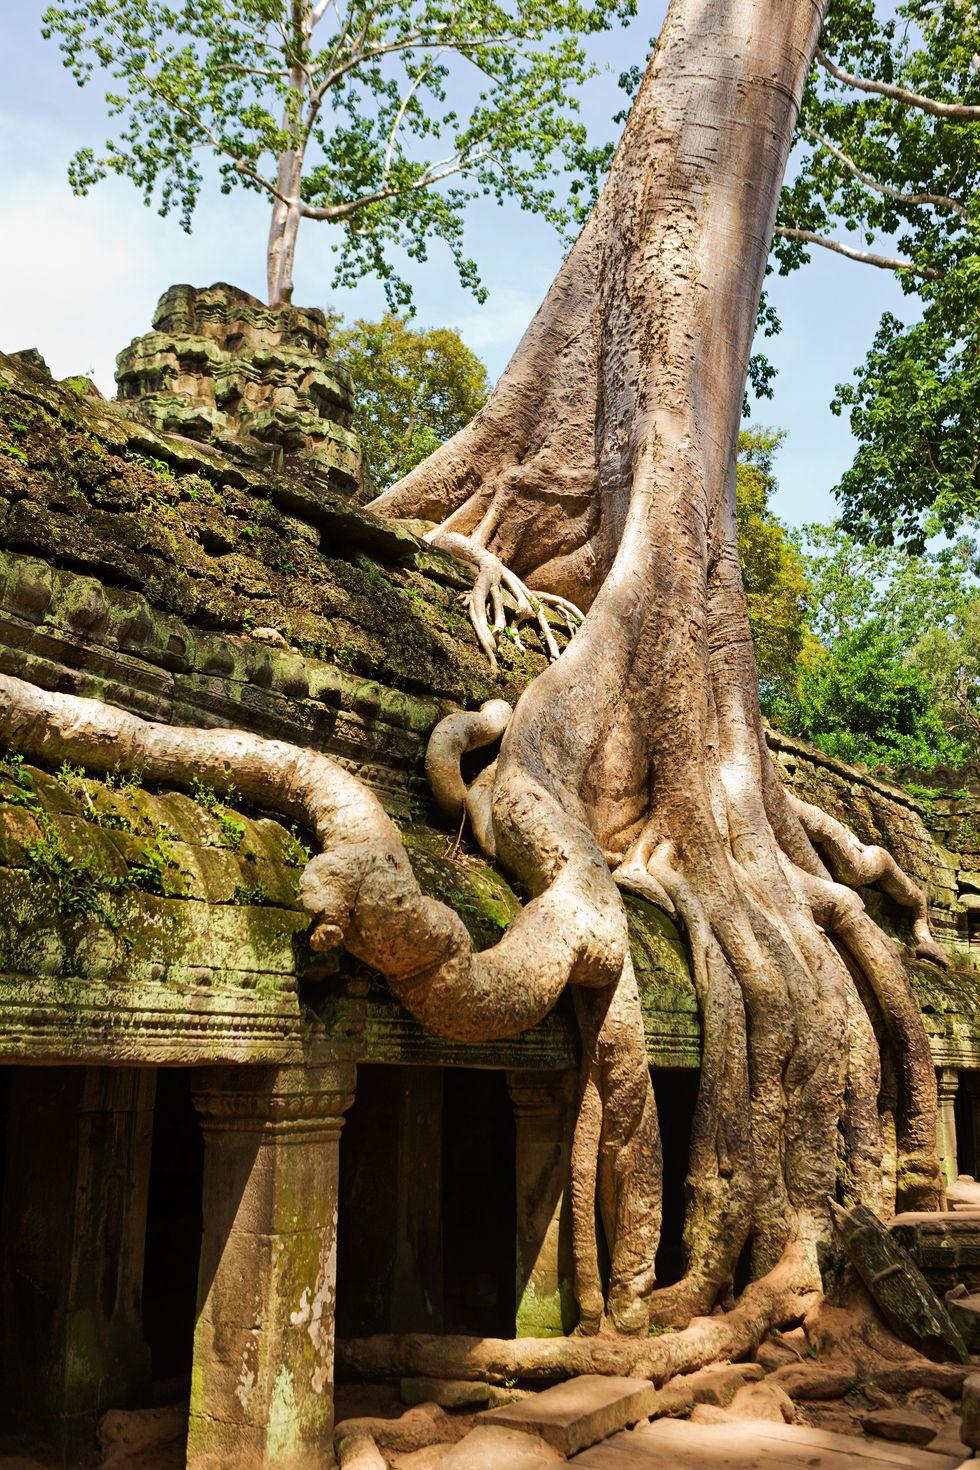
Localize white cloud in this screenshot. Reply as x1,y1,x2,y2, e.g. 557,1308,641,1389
0,185,161,394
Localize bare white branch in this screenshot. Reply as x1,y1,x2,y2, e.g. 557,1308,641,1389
803,126,970,218
816,48,980,121
302,147,488,220
773,224,940,278
382,52,443,180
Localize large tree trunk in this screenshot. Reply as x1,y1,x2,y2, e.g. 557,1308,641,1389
0,0,945,1355
372,0,946,1333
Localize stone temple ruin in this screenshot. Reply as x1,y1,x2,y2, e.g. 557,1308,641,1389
0,284,978,1469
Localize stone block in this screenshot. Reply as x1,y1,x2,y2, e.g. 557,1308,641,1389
961,1373,980,1451
861,1409,937,1447
440,1426,562,1467
478,1374,659,1455
401,1379,492,1410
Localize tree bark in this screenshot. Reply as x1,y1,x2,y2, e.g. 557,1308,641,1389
267,1,312,307
372,0,946,1333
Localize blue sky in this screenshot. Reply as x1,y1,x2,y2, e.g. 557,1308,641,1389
0,0,913,528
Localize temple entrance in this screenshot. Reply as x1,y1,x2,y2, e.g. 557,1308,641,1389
336,1063,516,1341
141,1068,204,1398
651,1068,700,1289
442,1068,516,1337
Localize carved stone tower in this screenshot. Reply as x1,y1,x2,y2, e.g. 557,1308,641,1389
115,282,363,498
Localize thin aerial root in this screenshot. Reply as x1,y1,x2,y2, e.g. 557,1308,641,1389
424,527,584,668
789,794,948,968
425,698,513,823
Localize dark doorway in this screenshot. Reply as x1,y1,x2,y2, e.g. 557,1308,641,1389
141,1069,204,1394
956,1071,979,1179
650,1068,700,1287
442,1068,516,1336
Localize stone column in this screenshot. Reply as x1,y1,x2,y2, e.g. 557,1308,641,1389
188,1060,355,1470
391,1067,444,1332
0,1066,156,1457
937,1067,960,1188
506,1069,577,1337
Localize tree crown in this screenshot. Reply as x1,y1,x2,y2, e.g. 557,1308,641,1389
43,0,633,308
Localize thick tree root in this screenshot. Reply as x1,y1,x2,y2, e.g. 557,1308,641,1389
788,794,949,968
425,697,512,859
338,1249,817,1384
0,673,610,1044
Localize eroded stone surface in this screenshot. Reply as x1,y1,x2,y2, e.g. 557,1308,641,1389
440,1426,562,1468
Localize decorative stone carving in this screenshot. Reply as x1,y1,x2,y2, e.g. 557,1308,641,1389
829,1199,970,1362
115,283,362,497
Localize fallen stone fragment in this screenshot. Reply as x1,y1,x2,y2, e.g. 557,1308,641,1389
676,1362,766,1408
945,1286,980,1351
961,1372,980,1450
642,1361,766,1420
336,1432,388,1470
478,1373,659,1455
860,1408,937,1446
390,1445,456,1470
829,1198,970,1363
97,1405,188,1468
768,1362,857,1400
754,1339,801,1371
688,1381,795,1427
401,1378,493,1409
439,1425,562,1467
945,1175,980,1212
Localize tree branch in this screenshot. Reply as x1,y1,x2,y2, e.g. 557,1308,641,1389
802,126,969,218
382,53,442,180
816,48,980,121
301,148,488,220
773,224,940,278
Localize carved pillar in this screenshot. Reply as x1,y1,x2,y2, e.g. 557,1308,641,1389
0,1066,155,1458
937,1067,960,1188
506,1069,576,1337
188,1060,355,1470
391,1067,444,1332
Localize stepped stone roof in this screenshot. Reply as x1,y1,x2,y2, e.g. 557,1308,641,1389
0,318,976,1074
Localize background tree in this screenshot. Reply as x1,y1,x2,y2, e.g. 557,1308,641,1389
43,0,632,309
323,313,489,491
765,0,980,549
735,428,812,713
775,525,979,769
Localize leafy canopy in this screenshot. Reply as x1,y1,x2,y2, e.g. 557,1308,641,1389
761,0,980,549
322,312,489,490
43,0,633,308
